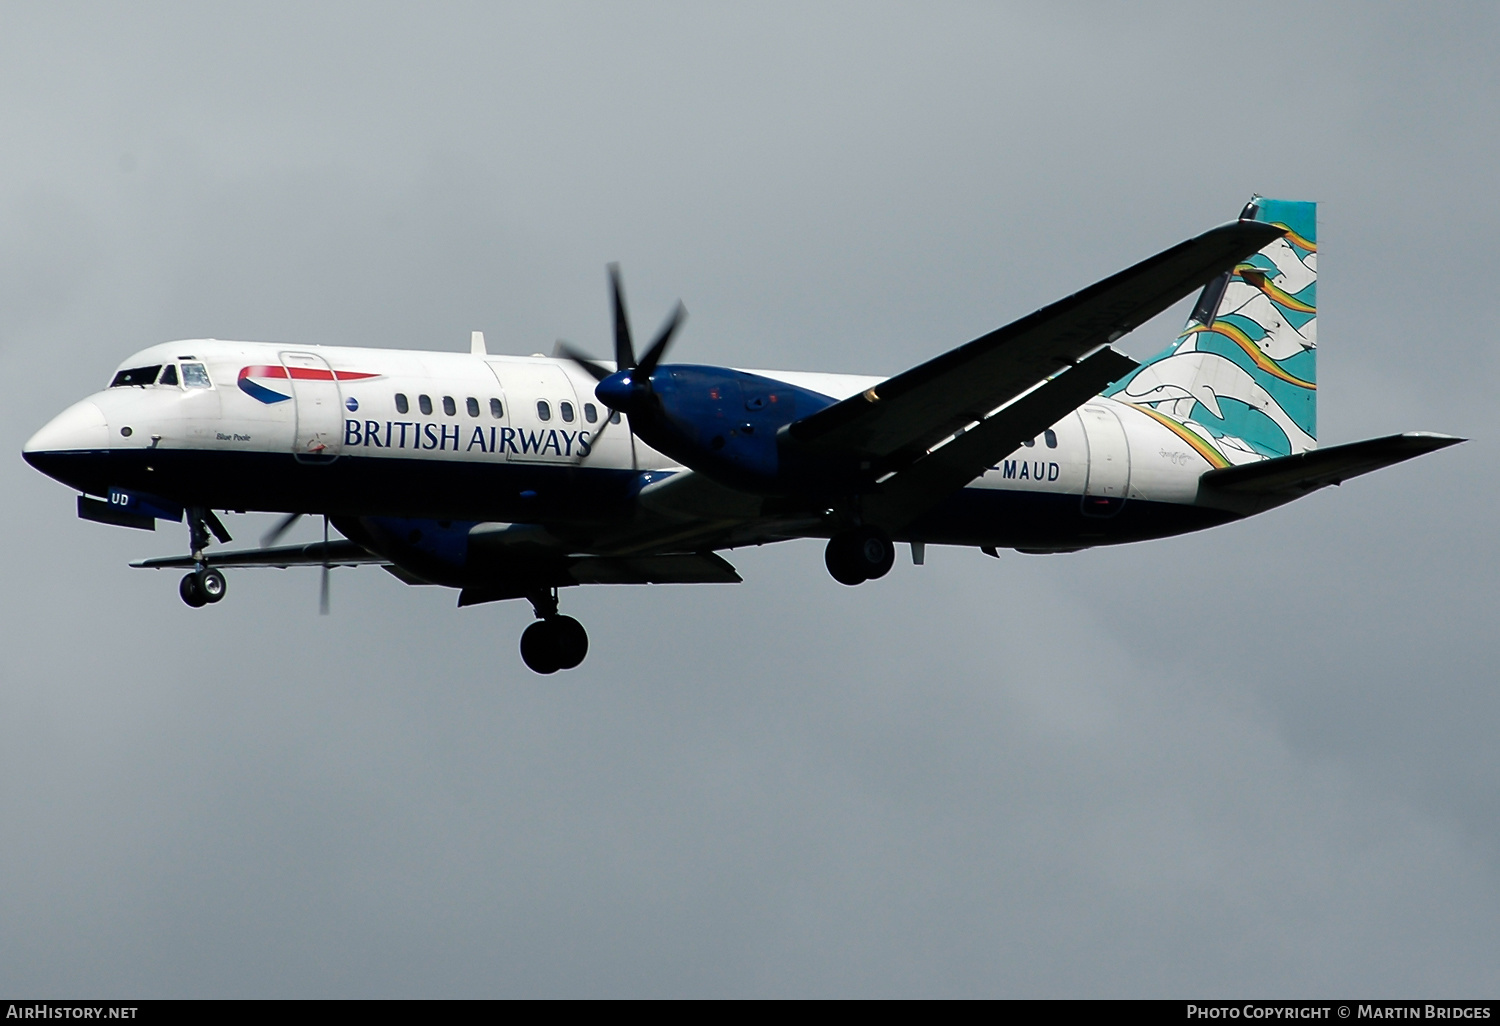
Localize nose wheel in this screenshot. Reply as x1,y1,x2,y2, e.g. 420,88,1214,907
825,526,895,585
178,506,232,608
519,589,589,673
179,567,227,607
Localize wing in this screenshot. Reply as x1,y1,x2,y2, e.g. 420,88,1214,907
863,347,1138,530
131,539,385,570
785,218,1288,474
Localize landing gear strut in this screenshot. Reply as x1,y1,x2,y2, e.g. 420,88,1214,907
519,589,589,674
178,506,231,608
825,526,895,586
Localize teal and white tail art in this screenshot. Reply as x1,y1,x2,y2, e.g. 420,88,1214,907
1107,197,1317,467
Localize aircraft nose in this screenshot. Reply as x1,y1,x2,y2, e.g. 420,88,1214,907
23,399,109,463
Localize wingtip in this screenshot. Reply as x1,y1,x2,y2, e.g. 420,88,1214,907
1401,431,1467,448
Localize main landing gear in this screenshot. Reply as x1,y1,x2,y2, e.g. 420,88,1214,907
519,589,589,674
825,526,896,586
178,506,231,609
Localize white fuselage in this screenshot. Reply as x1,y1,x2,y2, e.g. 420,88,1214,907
27,338,1224,523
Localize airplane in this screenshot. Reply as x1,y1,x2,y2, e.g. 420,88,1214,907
22,197,1463,673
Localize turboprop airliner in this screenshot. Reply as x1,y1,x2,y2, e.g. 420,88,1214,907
23,198,1462,673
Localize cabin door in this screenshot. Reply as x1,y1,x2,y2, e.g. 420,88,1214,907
486,361,584,465
1079,404,1130,517
280,351,344,463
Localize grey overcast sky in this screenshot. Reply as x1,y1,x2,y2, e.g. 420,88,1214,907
2,2,1496,998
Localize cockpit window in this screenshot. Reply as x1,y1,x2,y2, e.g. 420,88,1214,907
110,365,161,387
181,363,212,388
158,364,179,387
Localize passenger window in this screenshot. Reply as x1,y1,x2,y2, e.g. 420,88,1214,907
395,393,409,414
1023,437,1035,447
610,410,621,424
560,401,575,423
158,364,179,387
442,396,456,416
584,403,598,423
490,398,503,418
110,366,161,387
1044,429,1058,448
181,363,211,388
537,400,552,422
466,397,480,417
419,395,433,415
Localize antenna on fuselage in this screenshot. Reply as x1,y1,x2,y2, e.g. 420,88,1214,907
471,331,487,356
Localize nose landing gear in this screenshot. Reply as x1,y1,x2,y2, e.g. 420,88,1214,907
825,526,896,585
520,589,589,674
178,506,232,608
179,567,227,607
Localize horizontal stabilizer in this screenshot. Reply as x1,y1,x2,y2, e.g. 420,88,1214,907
1198,432,1464,508
132,539,385,570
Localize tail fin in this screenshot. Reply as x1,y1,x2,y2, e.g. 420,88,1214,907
1107,197,1317,466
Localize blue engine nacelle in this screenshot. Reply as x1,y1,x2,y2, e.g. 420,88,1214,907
340,515,477,586
601,364,841,494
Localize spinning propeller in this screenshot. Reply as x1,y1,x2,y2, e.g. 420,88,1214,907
260,512,333,614
558,264,686,438
260,511,303,548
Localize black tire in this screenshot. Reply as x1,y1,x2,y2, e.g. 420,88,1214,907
179,572,208,608
825,535,867,586
853,526,895,580
550,615,589,670
520,619,562,674
199,568,228,603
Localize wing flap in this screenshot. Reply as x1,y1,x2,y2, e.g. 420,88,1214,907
787,218,1286,471
568,551,742,585
456,551,741,607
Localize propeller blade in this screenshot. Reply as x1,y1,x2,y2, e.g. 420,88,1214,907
636,301,686,378
609,263,636,370
319,515,331,615
587,410,614,449
261,512,302,547
557,341,613,382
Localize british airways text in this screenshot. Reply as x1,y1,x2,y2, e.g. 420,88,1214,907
345,420,593,457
